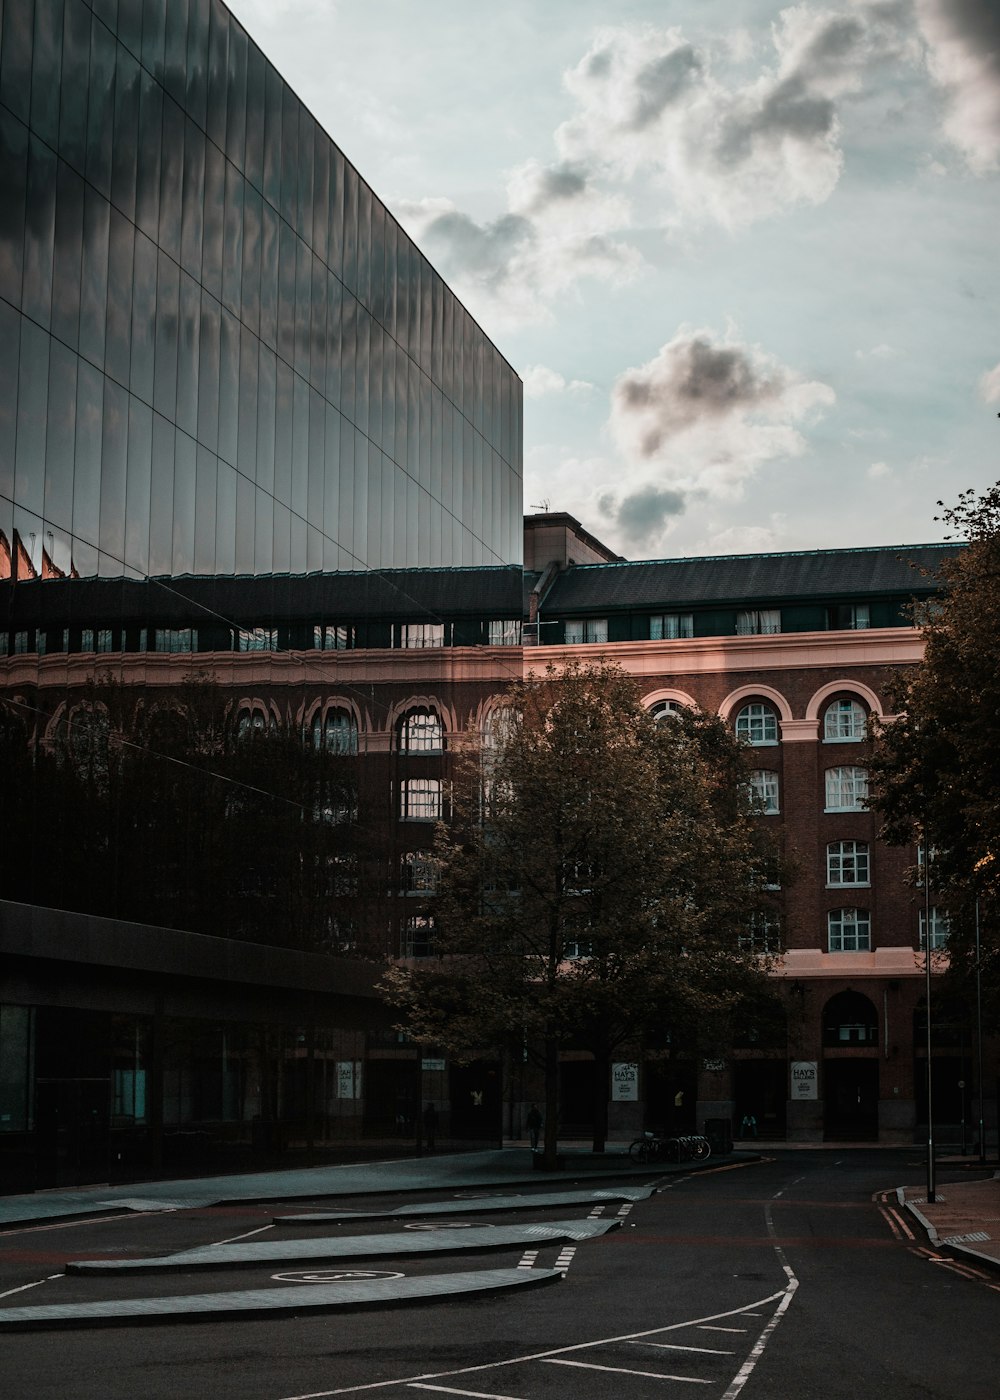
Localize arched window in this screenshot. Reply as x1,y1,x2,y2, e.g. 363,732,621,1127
651,699,684,723
735,702,778,745
398,709,443,753
236,703,271,738
826,840,870,886
823,990,878,1046
827,907,871,952
311,708,358,754
825,766,868,811
749,770,780,814
823,698,867,741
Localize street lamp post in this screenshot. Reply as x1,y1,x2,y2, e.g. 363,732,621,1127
975,898,986,1164
924,835,936,1203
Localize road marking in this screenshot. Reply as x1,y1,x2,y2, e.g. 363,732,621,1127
631,1342,735,1355
543,1358,712,1382
515,1250,538,1270
886,1208,915,1241
0,1210,172,1237
554,1246,576,1273
617,1203,634,1218
0,1276,60,1300
698,1325,746,1333
587,1205,606,1218
212,1224,274,1246
275,1289,792,1397
407,1387,527,1399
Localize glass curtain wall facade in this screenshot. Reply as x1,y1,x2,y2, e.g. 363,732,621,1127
0,0,523,592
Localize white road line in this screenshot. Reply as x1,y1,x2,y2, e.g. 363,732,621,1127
0,1210,173,1237
515,1250,538,1270
0,1276,60,1300
631,1342,735,1355
211,1223,274,1246
543,1358,712,1383
698,1326,746,1333
407,1387,528,1399
587,1206,606,1218
717,1201,799,1400
276,1289,791,1398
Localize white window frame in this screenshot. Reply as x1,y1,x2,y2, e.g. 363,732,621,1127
651,699,685,723
823,698,867,742
828,908,871,952
401,914,435,958
739,912,782,953
650,613,694,640
736,608,781,635
736,702,779,746
825,766,868,811
919,907,950,951
399,710,444,753
400,777,443,821
749,769,780,815
564,618,608,644
488,619,521,645
826,840,870,887
394,622,446,649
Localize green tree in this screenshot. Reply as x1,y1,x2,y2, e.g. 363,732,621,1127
869,482,1000,1021
381,661,777,1165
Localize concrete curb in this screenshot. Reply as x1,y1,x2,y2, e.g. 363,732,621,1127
899,1187,1000,1277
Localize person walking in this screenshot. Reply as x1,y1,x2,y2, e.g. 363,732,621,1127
526,1103,542,1150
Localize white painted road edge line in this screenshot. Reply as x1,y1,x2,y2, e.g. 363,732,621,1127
717,1201,799,1400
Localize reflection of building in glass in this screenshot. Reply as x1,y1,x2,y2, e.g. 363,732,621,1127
0,0,522,583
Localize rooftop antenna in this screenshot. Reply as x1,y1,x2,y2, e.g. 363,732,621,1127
530,499,550,512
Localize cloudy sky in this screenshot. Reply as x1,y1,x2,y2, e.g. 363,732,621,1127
231,0,1000,561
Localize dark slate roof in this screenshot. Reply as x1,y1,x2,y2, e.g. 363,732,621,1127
4,567,524,627
540,543,960,614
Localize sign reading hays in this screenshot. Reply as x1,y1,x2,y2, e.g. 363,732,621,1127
791,1061,818,1100
612,1062,639,1101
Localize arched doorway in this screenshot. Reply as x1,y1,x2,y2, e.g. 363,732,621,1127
822,991,879,1140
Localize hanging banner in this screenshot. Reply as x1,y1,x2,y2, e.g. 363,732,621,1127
337,1061,362,1100
612,1062,639,1101
790,1061,818,1100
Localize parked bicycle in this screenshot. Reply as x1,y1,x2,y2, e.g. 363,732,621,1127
628,1130,711,1164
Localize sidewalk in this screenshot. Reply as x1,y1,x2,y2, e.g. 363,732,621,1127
900,1171,1000,1273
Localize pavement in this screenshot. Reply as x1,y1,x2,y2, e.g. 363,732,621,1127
899,1170,1000,1273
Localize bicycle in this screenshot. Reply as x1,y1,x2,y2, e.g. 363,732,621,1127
628,1130,711,1164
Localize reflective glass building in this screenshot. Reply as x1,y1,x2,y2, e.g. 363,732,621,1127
0,0,523,589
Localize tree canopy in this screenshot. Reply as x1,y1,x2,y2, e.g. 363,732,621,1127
868,481,1000,1017
380,660,778,1161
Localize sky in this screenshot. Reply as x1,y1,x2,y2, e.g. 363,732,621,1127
229,0,1000,562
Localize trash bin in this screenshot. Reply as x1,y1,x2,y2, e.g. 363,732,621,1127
703,1118,733,1155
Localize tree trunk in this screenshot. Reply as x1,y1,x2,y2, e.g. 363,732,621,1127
591,1045,609,1153
541,1033,560,1170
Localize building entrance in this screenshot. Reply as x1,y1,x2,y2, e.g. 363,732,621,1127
734,1060,786,1138
823,1059,879,1139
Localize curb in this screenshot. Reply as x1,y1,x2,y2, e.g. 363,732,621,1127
898,1187,1000,1277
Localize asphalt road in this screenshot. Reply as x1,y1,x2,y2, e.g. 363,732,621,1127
2,1150,997,1399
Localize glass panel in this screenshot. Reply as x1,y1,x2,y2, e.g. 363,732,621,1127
338,414,354,563
0,302,21,506
78,186,110,370
340,291,355,426
196,288,220,450
277,217,296,363
148,410,174,575
129,229,156,404
323,402,339,570
383,214,396,342
44,339,76,537
99,376,128,569
59,0,91,174
201,138,225,300
355,304,369,436
31,0,64,151
255,342,276,494
270,495,288,572
141,0,167,83
224,11,247,170
162,0,187,106
309,247,326,394
110,42,139,222
328,144,344,277
307,384,324,532
157,93,184,263
296,108,314,243
241,181,262,336
185,0,209,131
51,158,84,351
134,67,163,243
72,358,103,575
342,160,357,294
294,237,311,377
86,15,117,198
280,80,298,227
325,269,341,407
262,61,282,208
369,195,384,324
221,159,244,317
356,178,371,308
171,428,196,573
273,357,293,506
206,0,229,152
0,108,28,309
14,319,48,516
22,134,57,330
180,116,206,281
1,0,34,126
215,459,236,574
244,35,265,192
194,443,216,573
352,425,367,563
125,395,152,575
311,124,329,265
237,324,258,481
153,248,180,419
291,372,308,516
259,198,279,349
253,477,272,572
175,267,201,439
217,306,239,464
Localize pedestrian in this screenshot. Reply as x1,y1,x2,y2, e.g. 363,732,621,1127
526,1103,542,1150
740,1112,757,1139
423,1102,438,1151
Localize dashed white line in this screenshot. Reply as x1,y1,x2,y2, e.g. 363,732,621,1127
698,1326,747,1334
211,1223,274,1246
543,1358,712,1383
515,1250,538,1271
631,1342,735,1355
407,1387,528,1399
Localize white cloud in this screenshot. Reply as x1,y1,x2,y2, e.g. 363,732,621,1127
855,342,898,360
916,0,1000,173
608,325,835,496
868,460,892,478
979,361,1000,404
522,364,595,399
555,6,917,230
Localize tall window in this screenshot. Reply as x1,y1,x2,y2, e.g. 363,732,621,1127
823,698,867,741
828,908,871,952
749,770,780,814
313,624,354,650
155,628,197,652
237,626,278,652
827,840,870,886
740,911,782,953
311,708,358,755
488,619,521,645
394,622,446,648
919,907,950,950
564,618,608,644
400,778,443,821
828,604,871,630
401,851,439,894
650,613,693,640
236,704,271,737
735,702,778,745
736,609,781,635
398,710,443,753
825,766,868,811
401,915,435,958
